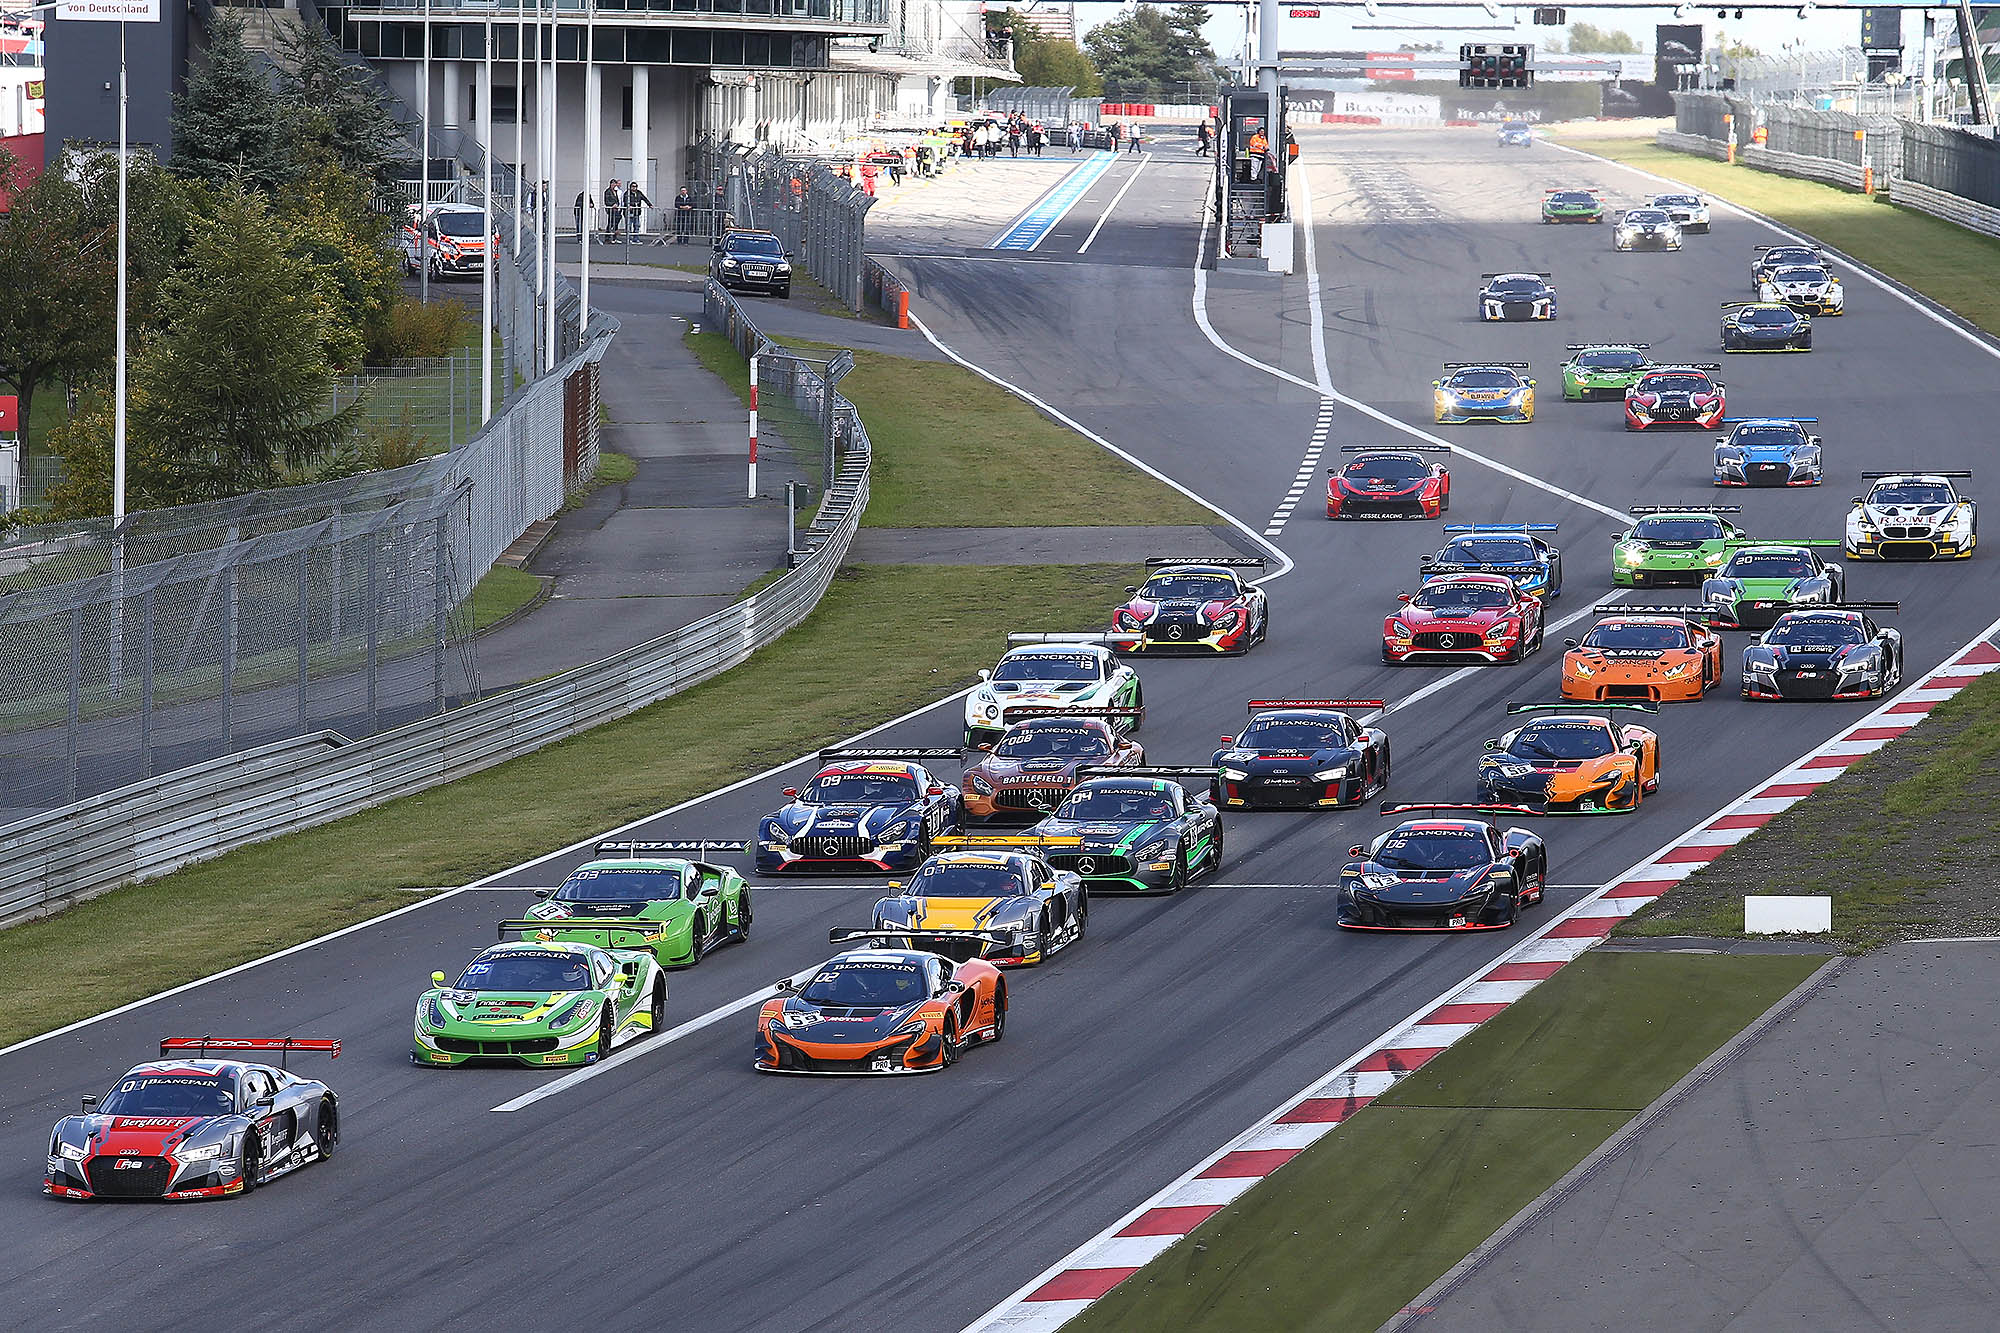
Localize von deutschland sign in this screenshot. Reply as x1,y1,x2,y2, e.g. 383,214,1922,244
55,0,160,19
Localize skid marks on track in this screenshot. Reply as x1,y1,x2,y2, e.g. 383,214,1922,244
1343,163,1444,223
1264,398,1336,536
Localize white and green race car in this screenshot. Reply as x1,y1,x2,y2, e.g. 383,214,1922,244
965,636,1144,749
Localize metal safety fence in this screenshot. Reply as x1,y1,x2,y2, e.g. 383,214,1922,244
1901,120,2000,209
676,139,875,312
0,285,867,928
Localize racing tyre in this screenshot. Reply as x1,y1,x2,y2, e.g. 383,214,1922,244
1208,824,1224,873
1801,333,1812,350
1168,846,1188,893
735,891,754,941
685,920,707,967
987,986,1008,1044
596,1003,617,1057
316,1101,339,1160
238,1131,262,1194
939,1018,962,1068
648,981,667,1035
1074,896,1088,941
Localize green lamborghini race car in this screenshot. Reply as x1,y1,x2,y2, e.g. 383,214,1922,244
521,840,751,967
1612,506,1747,587
1541,188,1604,223
1561,343,1653,401
1698,541,1845,628
413,936,667,1068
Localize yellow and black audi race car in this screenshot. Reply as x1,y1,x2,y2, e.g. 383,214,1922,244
871,837,1086,966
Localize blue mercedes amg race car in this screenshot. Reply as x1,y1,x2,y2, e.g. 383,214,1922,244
1418,524,1562,598
1714,417,1822,487
758,749,965,873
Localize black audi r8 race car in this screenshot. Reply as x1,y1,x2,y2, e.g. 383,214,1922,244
1338,804,1547,931
1477,272,1557,321
1028,769,1223,893
47,1038,341,1201
1326,445,1452,519
1212,699,1390,810
1740,604,1904,700
1110,558,1269,654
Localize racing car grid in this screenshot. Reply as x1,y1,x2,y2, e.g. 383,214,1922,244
43,169,1984,1206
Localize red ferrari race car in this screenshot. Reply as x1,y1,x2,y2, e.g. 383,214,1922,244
1625,364,1726,431
1326,445,1452,519
46,1038,341,1201
755,930,1008,1074
1110,557,1269,653
1383,572,1545,665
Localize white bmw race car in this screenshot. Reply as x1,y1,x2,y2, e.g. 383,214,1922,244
965,637,1144,748
1758,264,1844,314
1845,471,1977,561
1613,208,1683,252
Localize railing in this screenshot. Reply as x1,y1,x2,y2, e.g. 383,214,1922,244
0,286,870,928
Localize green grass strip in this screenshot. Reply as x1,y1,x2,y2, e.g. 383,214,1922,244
1559,137,2000,336
684,330,1214,528
1072,951,1826,1333
0,563,1119,1047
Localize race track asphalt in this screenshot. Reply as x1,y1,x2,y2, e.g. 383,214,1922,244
3,127,1997,1333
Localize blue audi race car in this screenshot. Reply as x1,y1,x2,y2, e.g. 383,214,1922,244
757,748,965,873
1714,417,1822,487
1498,121,1532,147
1418,524,1562,598
1212,699,1391,810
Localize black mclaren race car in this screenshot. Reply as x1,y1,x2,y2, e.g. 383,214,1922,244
1741,604,1903,700
1338,804,1548,931
1212,699,1391,810
47,1038,341,1201
1720,301,1812,352
1110,558,1269,654
1326,445,1452,519
1028,769,1223,893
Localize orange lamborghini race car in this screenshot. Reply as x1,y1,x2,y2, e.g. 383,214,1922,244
1560,604,1724,703
1475,702,1661,814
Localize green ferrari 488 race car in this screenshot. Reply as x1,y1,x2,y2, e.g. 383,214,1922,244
414,936,667,1068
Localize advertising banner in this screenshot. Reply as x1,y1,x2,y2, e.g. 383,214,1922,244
55,0,161,21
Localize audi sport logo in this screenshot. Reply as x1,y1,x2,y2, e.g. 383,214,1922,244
1437,633,1458,648
1076,857,1097,874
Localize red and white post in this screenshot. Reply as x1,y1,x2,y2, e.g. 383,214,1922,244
747,351,760,497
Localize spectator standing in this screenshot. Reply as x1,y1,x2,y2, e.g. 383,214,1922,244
602,179,624,241
1196,120,1213,156
673,185,694,243
1008,123,1021,158
1128,122,1144,154
1108,121,1123,153
1246,127,1268,181
623,180,650,237
573,189,585,237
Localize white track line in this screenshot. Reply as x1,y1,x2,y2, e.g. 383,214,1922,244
1265,398,1334,536
1078,154,1150,254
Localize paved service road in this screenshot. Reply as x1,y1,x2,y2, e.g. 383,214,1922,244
4,127,1998,1333
1408,942,2000,1332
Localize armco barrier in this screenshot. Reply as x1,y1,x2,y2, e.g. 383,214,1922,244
0,288,871,928
863,258,910,329
1655,130,1732,162
1887,175,2000,240
1740,142,1866,191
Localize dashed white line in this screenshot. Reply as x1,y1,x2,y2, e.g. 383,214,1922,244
1266,398,1337,536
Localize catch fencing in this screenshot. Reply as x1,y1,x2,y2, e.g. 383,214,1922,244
983,86,1104,128
0,210,613,821
0,285,870,929
679,139,875,312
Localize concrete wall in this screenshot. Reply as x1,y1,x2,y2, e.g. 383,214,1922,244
43,5,189,159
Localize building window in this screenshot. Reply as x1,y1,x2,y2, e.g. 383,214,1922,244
493,83,520,122
621,85,632,130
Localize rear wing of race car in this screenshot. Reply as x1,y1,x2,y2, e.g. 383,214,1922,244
1627,505,1741,515
1719,300,1788,310
1338,444,1449,454
816,748,964,765
1564,343,1650,351
1809,601,1902,613
1718,538,1841,548
1720,417,1817,424
1479,271,1556,277
497,919,662,954
1143,556,1266,568
595,840,747,860
1380,803,1545,818
1006,632,1121,645
932,834,1085,851
1420,563,1543,576
1443,524,1558,535
1443,361,1531,370
1075,766,1220,782
160,1037,341,1068
1648,363,1724,372
1506,700,1660,715
1592,602,1721,623
1002,706,1145,720
1248,698,1385,711
828,928,1012,963
1861,470,1972,478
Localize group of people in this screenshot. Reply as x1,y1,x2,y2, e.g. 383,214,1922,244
960,115,1051,159
1103,121,1146,154
573,178,655,242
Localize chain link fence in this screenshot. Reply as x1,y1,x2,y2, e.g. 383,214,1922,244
703,279,858,492
1673,91,1904,176
678,139,875,312
1902,120,2000,208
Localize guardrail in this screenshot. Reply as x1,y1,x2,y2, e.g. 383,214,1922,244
1885,176,2000,241
863,258,910,329
1740,142,1866,191
0,286,872,929
1656,130,1731,163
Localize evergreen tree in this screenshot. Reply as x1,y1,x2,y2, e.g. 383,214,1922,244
171,15,293,190
1015,35,1105,96
280,20,413,211
1084,4,1218,99
0,159,114,456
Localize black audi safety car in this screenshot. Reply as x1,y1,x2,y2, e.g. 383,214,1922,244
1740,604,1903,700
1211,699,1390,810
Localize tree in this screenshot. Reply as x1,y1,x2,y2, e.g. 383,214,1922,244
1084,4,1218,99
45,186,362,512
171,16,293,190
0,162,114,456
1015,37,1104,96
279,21,413,212
1566,21,1642,54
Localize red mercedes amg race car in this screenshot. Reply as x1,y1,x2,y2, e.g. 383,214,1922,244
1624,364,1726,431
1383,572,1545,665
1110,557,1269,654
1326,445,1452,519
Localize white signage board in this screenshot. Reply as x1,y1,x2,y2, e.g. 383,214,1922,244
55,0,161,21
1744,895,1832,935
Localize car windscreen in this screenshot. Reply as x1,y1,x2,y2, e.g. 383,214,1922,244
1724,551,1814,578
1372,827,1490,870
1578,349,1646,370
995,723,1109,759
1766,619,1865,647
1056,786,1176,820
457,951,593,992
1639,373,1711,393
1509,720,1616,760
1631,516,1725,541
1583,622,1688,650
1870,483,1954,506
805,773,920,804
1624,210,1670,224
1342,456,1428,482
1737,308,1793,326
1240,718,1345,749
906,860,1029,898
433,212,486,237
98,1074,236,1117
1550,193,1594,205
1444,537,1536,563
1141,574,1237,600
1763,248,1816,265
726,236,784,257
800,959,929,1006
1411,583,1511,611
1449,370,1519,389
1771,266,1826,283
1490,279,1542,295
556,866,685,902
992,653,1100,683
1730,424,1807,445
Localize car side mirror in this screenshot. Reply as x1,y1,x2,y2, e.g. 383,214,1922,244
927,784,946,796
1563,638,1578,649
1219,735,1235,745
1714,437,1726,444
1348,845,1365,857
1396,593,1413,604
782,787,798,798
775,977,796,994
977,743,993,753
1432,380,1442,388
1526,379,1536,388
886,880,904,890
1482,737,1498,749
1849,497,1862,505
1124,586,1138,595
976,668,991,681
431,970,447,987
947,980,966,993
1810,436,1822,445
81,1094,99,1113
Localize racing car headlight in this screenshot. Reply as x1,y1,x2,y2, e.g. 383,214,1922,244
1662,662,1690,678
894,1017,931,1037
1312,764,1349,781
56,1140,87,1161
968,773,993,795
1618,544,1646,565
177,1142,225,1163
1744,660,1776,678
879,818,920,842
1570,660,1593,678
422,996,447,1029
1484,624,1514,641
1837,655,1875,676
549,997,594,1029
763,821,790,844
1133,838,1172,861
1388,619,1413,638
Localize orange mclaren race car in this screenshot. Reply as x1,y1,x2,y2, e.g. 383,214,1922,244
1475,702,1660,814
1560,604,1724,702
755,930,1007,1074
